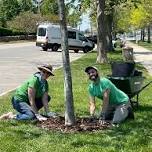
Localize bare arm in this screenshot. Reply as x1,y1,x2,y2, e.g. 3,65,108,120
28,87,38,114
89,96,96,116
42,92,50,114
101,89,110,114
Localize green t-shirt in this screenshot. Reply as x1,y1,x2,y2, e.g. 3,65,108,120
88,78,129,105
14,75,48,103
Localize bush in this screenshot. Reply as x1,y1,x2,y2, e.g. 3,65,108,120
0,27,28,36
12,30,25,36
0,27,12,36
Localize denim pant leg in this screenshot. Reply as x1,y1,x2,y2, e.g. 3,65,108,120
12,97,35,120
112,102,130,124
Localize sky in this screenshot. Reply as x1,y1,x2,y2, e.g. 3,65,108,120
65,0,91,31
79,14,91,31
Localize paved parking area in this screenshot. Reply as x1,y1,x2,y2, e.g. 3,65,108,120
0,42,85,96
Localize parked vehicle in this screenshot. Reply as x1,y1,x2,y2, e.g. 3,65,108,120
113,38,126,48
86,35,97,44
36,23,94,53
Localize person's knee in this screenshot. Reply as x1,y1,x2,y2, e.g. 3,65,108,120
26,111,35,119
16,111,35,120
112,109,128,124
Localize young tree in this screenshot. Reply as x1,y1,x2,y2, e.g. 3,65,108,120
96,0,108,63
58,0,75,126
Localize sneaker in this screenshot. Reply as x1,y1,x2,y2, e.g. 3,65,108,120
0,112,16,120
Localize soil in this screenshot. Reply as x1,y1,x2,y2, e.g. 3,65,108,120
37,116,111,133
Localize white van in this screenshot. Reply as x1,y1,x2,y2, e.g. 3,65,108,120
36,23,94,53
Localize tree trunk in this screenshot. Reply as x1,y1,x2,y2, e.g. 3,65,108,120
140,29,142,41
141,28,145,42
96,0,108,63
106,14,114,51
58,0,75,126
147,25,151,43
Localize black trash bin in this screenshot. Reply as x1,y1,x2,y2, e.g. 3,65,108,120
111,62,135,77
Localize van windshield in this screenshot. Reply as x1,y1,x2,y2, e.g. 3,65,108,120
38,28,46,36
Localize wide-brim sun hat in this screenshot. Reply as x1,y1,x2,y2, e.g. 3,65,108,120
85,66,98,73
37,64,54,76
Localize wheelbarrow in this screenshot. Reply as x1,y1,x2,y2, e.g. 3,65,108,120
107,75,152,108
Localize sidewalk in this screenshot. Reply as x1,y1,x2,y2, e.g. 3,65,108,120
126,41,152,76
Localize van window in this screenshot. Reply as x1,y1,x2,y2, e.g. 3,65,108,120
38,28,46,36
78,33,87,41
68,31,76,39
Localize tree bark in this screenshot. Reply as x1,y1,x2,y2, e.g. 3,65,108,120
106,14,114,51
58,0,75,126
147,25,151,43
140,29,142,41
141,28,145,42
96,0,108,63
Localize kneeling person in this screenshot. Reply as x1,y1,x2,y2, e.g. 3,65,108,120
11,64,55,121
85,66,134,125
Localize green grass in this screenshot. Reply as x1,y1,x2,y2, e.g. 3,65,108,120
0,50,152,152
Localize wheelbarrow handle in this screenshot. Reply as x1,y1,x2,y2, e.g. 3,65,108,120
138,80,152,93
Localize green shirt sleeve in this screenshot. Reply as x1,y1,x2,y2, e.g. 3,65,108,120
28,76,37,89
101,78,112,92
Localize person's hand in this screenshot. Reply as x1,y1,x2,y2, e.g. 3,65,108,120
89,114,95,122
99,118,107,125
35,114,47,121
99,112,106,125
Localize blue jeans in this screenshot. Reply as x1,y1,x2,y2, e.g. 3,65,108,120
11,96,50,120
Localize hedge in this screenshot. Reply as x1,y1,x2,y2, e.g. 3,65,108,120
0,27,29,36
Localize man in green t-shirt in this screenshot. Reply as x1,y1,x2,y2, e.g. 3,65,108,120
85,66,134,125
0,64,56,121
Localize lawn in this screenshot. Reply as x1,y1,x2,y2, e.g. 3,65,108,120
0,50,152,152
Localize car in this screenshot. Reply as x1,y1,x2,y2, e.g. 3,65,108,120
86,35,97,44
112,38,125,48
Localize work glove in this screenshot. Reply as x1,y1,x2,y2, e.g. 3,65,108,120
35,114,47,121
98,112,106,125
89,114,96,122
45,112,57,118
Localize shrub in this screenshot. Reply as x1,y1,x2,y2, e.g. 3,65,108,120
0,27,12,36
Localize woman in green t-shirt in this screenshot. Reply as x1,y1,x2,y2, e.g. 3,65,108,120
0,64,56,121
85,66,134,125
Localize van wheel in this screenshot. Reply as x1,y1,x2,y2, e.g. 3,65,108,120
42,47,48,51
74,49,79,53
83,47,90,53
52,44,59,51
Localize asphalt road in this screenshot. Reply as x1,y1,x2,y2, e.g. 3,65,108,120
0,42,85,96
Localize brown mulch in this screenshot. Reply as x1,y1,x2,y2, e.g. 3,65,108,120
37,116,111,133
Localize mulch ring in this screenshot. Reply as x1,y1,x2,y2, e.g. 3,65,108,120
37,116,111,133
